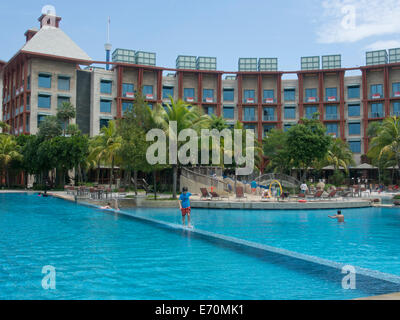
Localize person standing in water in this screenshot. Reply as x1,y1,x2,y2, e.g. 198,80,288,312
179,187,192,227
329,210,345,223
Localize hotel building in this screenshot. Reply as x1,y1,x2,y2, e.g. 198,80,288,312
2,9,400,165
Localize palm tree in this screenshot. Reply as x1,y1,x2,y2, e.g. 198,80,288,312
368,116,400,176
325,138,354,173
151,98,210,198
57,102,76,136
0,135,22,187
88,121,122,188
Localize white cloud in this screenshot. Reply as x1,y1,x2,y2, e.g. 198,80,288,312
316,0,400,44
365,40,400,51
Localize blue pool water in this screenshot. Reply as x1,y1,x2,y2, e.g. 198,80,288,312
0,193,398,300
129,206,400,277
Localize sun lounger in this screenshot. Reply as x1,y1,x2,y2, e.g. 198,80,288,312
210,191,222,200
200,188,211,200
236,186,247,200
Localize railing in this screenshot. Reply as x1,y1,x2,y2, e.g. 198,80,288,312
304,97,319,103
255,173,300,188
263,115,276,121
263,98,276,104
391,112,400,116
181,167,231,192
325,96,338,102
369,112,385,118
370,93,384,99
325,114,339,120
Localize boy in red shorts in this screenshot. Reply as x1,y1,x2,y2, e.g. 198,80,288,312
179,187,192,227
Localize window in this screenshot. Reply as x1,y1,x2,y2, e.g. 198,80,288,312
263,124,275,137
348,85,360,99
284,88,295,101
100,118,110,130
393,102,400,116
325,105,338,120
244,124,256,134
263,89,274,101
204,106,214,115
370,103,384,118
38,94,51,108
38,74,51,89
57,96,70,107
348,104,360,117
163,86,174,99
305,106,318,119
100,99,112,113
58,76,70,91
244,89,255,103
203,89,214,102
263,107,275,121
37,114,48,127
349,140,361,153
100,80,112,94
122,102,133,114
223,88,234,101
326,123,339,137
393,82,400,97
143,85,154,98
284,124,293,132
27,75,31,90
284,106,296,119
243,107,256,121
348,122,361,135
223,106,234,119
370,84,383,98
325,87,337,101
305,88,317,100
184,88,195,100
122,83,134,97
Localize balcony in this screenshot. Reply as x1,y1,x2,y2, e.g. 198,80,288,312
123,92,135,98
263,98,276,104
391,111,400,116
370,93,383,100
263,114,277,121
304,97,319,103
392,91,400,98
243,98,256,104
185,97,196,103
325,114,339,120
203,97,214,103
369,112,385,118
325,96,338,102
145,94,155,100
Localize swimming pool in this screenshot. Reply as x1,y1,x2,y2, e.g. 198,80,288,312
0,193,398,300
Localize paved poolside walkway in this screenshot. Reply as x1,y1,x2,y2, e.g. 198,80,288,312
356,292,400,300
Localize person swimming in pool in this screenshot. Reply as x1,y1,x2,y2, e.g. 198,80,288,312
101,202,112,210
329,210,344,223
179,187,192,228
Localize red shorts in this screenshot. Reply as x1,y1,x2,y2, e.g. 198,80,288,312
181,207,191,217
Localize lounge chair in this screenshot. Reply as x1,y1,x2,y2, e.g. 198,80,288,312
236,186,247,200
308,190,323,200
210,191,222,201
200,188,211,200
327,190,337,199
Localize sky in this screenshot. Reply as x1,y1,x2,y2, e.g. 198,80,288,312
1,0,400,77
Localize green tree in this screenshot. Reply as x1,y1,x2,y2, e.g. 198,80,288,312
117,92,159,194
151,98,210,199
57,102,76,135
262,128,292,174
0,135,22,187
368,116,400,177
324,138,354,173
286,117,331,180
38,116,62,140
88,121,122,188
